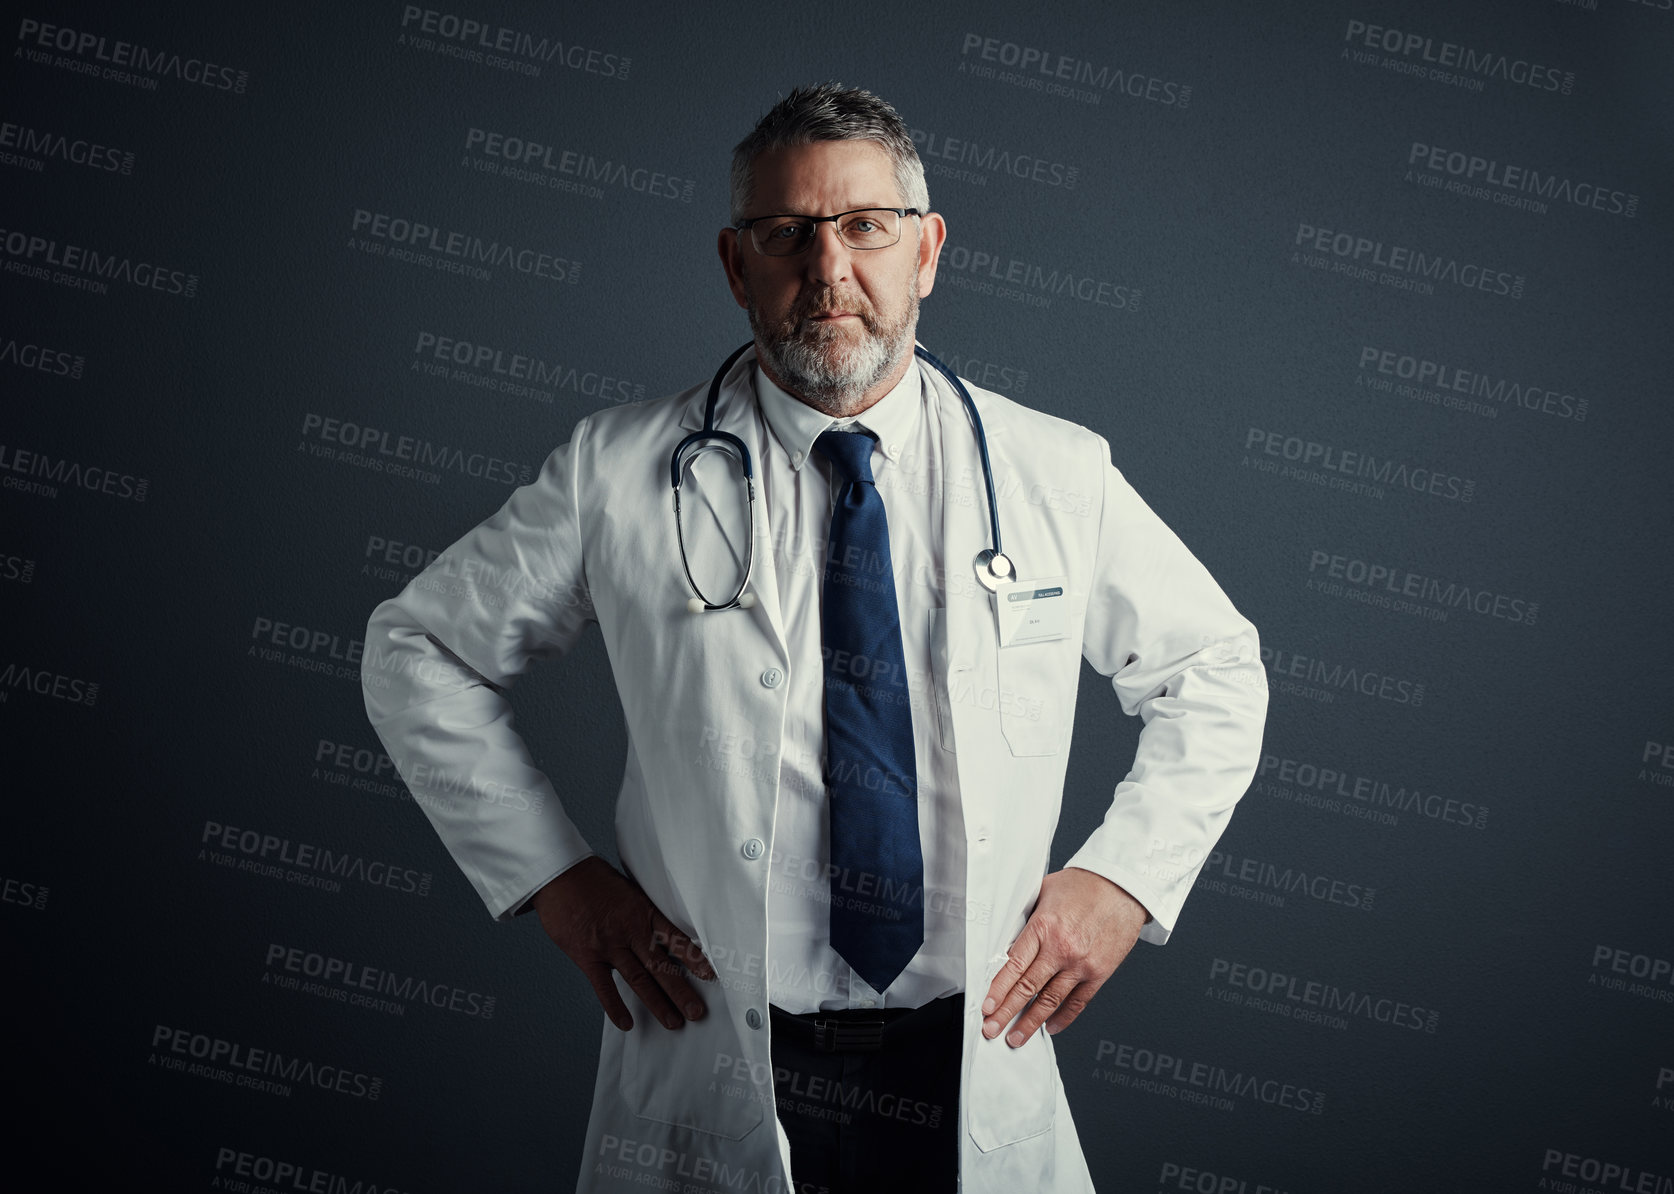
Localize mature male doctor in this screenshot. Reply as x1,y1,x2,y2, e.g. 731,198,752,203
362,84,1267,1193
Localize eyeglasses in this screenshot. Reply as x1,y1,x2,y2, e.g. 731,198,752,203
735,207,922,257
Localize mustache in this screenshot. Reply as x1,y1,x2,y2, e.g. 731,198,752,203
792,291,874,326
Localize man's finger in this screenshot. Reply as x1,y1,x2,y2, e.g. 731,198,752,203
634,939,707,1023
652,914,717,982
615,951,686,1030
981,931,1041,1019
580,961,634,1032
1010,972,1080,1046
674,933,718,982
1045,980,1100,1036
983,948,1054,1039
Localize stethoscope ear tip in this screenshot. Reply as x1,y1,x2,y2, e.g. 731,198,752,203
738,591,757,609
686,597,706,614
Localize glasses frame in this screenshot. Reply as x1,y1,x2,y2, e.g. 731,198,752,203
734,207,923,256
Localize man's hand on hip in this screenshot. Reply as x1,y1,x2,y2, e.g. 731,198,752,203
532,856,717,1032
980,866,1149,1047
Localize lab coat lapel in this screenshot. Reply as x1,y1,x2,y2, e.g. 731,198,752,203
676,352,789,663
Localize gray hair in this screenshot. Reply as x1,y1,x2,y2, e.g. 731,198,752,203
728,83,930,225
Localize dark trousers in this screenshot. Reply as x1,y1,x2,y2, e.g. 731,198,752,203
768,994,963,1194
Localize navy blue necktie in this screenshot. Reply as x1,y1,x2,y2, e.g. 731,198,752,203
812,428,924,994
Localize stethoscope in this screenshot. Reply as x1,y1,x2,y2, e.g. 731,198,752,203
669,341,1014,612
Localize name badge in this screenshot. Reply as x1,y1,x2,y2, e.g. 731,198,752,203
994,576,1068,646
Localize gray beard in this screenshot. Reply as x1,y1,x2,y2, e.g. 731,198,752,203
747,278,920,418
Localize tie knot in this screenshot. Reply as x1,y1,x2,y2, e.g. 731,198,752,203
813,428,877,485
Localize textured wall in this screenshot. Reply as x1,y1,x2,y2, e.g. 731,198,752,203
4,1,1670,1190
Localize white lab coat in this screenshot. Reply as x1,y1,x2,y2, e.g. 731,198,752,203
361,345,1267,1193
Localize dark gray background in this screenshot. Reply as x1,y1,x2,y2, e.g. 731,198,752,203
4,1,1670,1190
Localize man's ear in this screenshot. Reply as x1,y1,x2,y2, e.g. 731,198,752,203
717,227,751,309
916,212,948,299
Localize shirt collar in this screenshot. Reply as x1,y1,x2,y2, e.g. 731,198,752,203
754,357,922,470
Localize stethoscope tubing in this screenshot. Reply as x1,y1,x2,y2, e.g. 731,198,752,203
670,340,1007,611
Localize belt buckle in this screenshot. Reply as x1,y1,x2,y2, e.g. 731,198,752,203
813,1016,887,1053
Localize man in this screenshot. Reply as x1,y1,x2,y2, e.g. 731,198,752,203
362,84,1266,1193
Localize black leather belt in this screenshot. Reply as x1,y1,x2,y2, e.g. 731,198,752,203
769,994,963,1054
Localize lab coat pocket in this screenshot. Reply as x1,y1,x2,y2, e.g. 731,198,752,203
618,997,765,1140
967,978,1057,1150
994,638,1070,757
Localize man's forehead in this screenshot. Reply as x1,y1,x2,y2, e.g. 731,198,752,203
749,139,902,211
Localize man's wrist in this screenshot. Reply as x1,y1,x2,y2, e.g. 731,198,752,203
513,851,599,916
1066,865,1153,925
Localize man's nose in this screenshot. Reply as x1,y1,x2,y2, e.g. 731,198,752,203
803,220,853,286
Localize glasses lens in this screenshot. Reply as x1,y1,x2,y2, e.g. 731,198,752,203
749,210,906,255
755,216,815,256
837,209,900,250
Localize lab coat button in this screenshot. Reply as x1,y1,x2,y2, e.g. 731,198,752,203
760,667,783,688
746,1008,763,1029
741,837,764,860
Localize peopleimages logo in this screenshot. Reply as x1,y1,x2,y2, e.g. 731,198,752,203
1093,1041,1325,1114
1307,548,1538,626
910,126,1079,190
0,442,149,502
15,18,251,92
0,551,37,585
0,334,85,379
1342,19,1574,95
1255,750,1489,830
350,209,580,284
264,942,497,1019
313,736,403,797
941,241,1139,311
462,128,693,201
1244,428,1475,504
1642,740,1674,789
1589,945,1674,1006
1407,141,1637,218
1197,850,1376,912
0,118,134,175
0,661,100,706
2,874,49,911
199,819,431,898
150,1025,381,1100
939,350,1029,394
398,6,630,80
0,225,198,298
1293,221,1523,299
412,331,645,406
959,32,1192,108
1156,1161,1294,1194
1356,345,1588,422
1539,1150,1670,1194
1209,957,1441,1033
299,413,534,486
1260,642,1424,707
213,1147,412,1194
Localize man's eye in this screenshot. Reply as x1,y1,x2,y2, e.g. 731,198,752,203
848,219,878,233
769,223,807,239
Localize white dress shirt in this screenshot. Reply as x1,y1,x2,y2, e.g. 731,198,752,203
751,361,967,1014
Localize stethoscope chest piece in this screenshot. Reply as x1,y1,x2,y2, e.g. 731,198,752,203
974,549,1015,592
